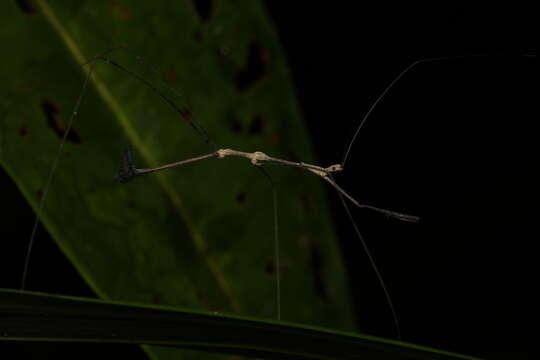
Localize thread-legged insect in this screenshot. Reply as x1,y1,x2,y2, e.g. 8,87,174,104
19,44,424,341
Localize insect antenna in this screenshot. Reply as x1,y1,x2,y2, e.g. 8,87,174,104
335,53,533,339
95,49,217,152
341,54,517,167
20,45,120,289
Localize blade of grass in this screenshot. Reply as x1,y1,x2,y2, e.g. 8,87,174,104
0,289,481,360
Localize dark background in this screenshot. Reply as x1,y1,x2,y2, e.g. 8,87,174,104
266,3,536,359
2,2,536,359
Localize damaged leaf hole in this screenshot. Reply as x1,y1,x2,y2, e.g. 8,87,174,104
16,0,36,14
248,114,265,135
192,0,213,22
41,99,82,144
236,42,267,91
264,261,275,275
235,192,247,205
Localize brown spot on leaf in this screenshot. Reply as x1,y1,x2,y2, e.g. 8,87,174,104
36,188,43,200
179,105,193,123
167,66,177,82
193,29,204,42
108,0,130,20
19,124,29,136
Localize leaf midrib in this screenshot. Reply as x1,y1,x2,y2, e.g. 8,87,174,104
34,0,239,312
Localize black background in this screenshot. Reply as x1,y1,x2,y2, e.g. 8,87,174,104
1,2,537,359
265,3,536,359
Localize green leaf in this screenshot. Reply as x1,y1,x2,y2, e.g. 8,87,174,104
0,1,353,359
0,289,481,360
